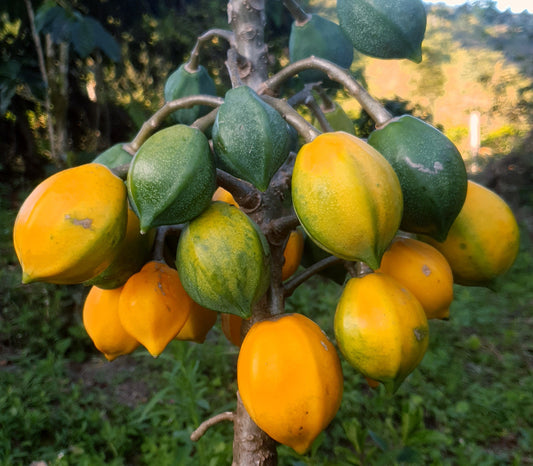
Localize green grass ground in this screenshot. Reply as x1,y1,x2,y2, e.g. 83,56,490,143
1,195,532,465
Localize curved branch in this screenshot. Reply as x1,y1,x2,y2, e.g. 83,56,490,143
260,94,320,143
190,411,235,442
125,95,224,153
258,57,392,127
284,255,344,297
186,28,235,71
216,169,262,212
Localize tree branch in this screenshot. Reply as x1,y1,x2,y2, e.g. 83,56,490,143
282,0,311,25
186,28,235,72
258,57,393,127
190,411,235,442
216,169,262,212
284,255,344,297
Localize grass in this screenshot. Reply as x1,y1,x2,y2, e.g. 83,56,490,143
1,192,532,465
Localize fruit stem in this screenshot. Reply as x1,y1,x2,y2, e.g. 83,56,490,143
258,57,393,127
282,0,311,26
186,28,235,72
260,94,320,143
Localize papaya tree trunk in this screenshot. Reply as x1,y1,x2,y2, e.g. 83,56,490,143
227,0,280,464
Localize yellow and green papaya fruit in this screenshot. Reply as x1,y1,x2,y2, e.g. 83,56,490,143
175,202,271,319
127,124,216,232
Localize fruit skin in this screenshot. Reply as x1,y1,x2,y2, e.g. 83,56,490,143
334,273,429,394
337,0,426,63
312,102,356,135
85,208,155,289
175,305,218,344
118,261,192,357
164,64,217,125
292,131,403,270
212,186,238,207
368,115,468,241
289,14,354,83
212,86,292,191
127,124,216,232
237,313,343,454
92,143,132,169
13,163,128,284
282,229,305,281
83,285,139,361
378,237,453,320
221,313,245,347
175,202,271,319
420,180,520,288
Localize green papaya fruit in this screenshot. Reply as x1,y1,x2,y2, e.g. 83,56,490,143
212,86,292,191
164,64,217,125
368,115,467,241
92,143,132,169
175,202,271,319
127,124,216,232
337,0,426,63
289,14,354,83
312,102,356,135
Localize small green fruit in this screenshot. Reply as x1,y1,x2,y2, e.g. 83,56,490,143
92,143,132,169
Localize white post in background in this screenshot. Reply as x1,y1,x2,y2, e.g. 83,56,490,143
469,111,481,172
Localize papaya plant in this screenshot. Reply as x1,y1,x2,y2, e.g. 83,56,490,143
12,0,521,464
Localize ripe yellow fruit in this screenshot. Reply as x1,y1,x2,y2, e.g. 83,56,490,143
421,180,520,287
13,163,128,284
118,261,192,357
292,131,402,270
175,305,218,343
220,313,245,346
282,229,305,280
334,273,429,394
237,313,343,454
212,186,238,207
378,237,453,320
82,286,139,361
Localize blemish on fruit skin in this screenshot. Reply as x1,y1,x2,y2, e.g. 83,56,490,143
422,264,431,276
320,340,329,351
65,214,93,230
413,326,428,342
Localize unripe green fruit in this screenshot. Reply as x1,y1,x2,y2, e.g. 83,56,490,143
92,143,131,169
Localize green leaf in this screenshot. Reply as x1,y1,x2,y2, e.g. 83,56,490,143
71,17,95,58
86,17,121,62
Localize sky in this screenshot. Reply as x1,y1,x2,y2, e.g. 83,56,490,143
424,0,531,13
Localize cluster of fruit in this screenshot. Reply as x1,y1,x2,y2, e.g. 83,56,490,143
11,0,521,456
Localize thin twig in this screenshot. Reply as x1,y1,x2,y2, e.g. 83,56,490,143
260,94,320,143
284,255,344,297
216,169,262,212
124,95,224,153
258,57,393,127
190,411,235,442
186,28,235,72
264,214,301,244
282,0,311,25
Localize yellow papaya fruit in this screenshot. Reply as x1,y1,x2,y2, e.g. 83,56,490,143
82,285,139,361
378,237,453,320
212,186,238,207
85,208,155,289
220,312,248,347
118,261,192,357
175,305,218,344
334,273,429,394
292,131,403,270
237,313,343,454
282,229,305,281
13,163,128,284
421,180,520,287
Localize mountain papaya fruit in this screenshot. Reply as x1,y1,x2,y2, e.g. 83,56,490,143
212,86,292,191
237,313,343,454
420,180,520,288
164,64,217,125
292,131,403,270
127,124,216,232
92,143,132,169
83,285,139,361
368,115,468,241
334,272,429,394
337,0,426,63
13,163,128,284
84,208,155,289
175,303,218,344
175,202,271,319
289,14,354,83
